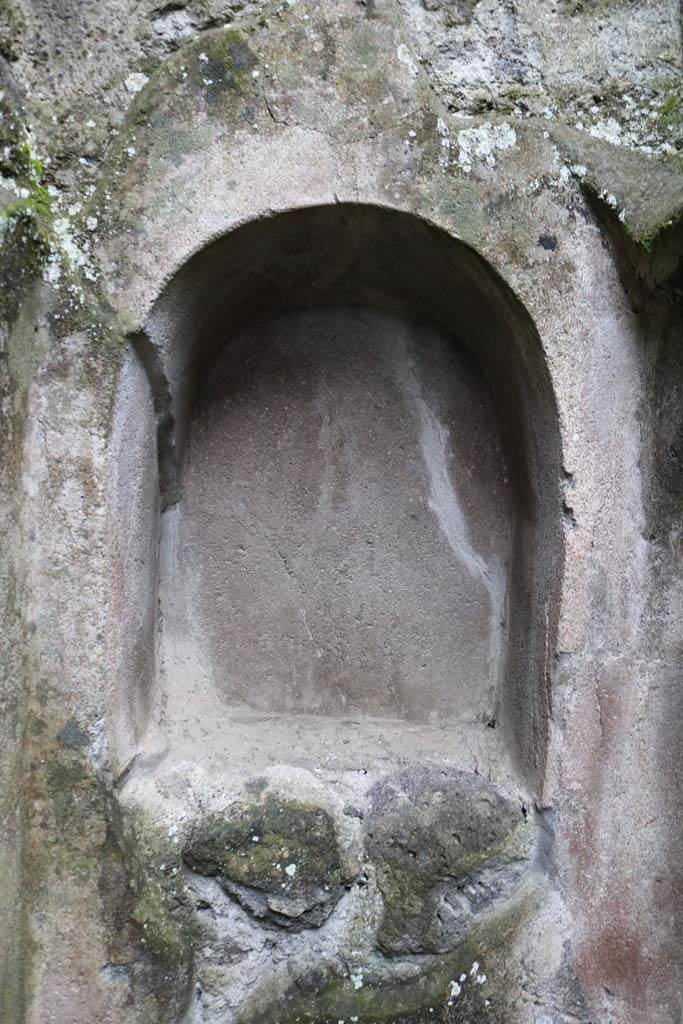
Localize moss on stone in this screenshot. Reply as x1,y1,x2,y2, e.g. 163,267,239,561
17,700,195,1024
657,87,683,150
183,28,258,106
0,88,53,229
184,792,354,928
0,196,52,329
364,766,532,955
119,811,194,961
238,882,538,1024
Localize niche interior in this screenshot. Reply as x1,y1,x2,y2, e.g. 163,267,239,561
115,204,561,790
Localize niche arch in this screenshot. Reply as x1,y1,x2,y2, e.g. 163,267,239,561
119,203,562,791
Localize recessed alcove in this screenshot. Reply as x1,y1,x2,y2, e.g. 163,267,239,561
116,204,562,790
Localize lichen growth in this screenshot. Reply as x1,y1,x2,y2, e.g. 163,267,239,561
0,95,54,325
0,87,106,319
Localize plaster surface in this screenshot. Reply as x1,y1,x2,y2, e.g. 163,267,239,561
164,304,510,739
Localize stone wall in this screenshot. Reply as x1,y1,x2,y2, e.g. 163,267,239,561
0,2,681,1022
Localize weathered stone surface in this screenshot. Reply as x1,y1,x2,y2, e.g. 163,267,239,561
1,1,681,1023
183,793,354,928
365,767,532,954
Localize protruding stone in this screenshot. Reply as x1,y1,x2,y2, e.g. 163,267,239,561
365,766,533,954
182,793,354,928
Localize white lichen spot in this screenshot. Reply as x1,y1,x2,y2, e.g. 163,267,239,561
436,116,450,168
456,122,516,173
126,146,136,158
125,72,149,94
459,973,466,983
198,51,209,63
449,981,461,999
0,174,18,195
252,70,260,79
350,969,364,990
476,973,487,985
587,117,624,146
396,43,419,78
571,163,588,178
252,835,260,842
53,217,89,272
285,863,297,877
470,961,479,976
43,257,62,285
599,189,619,210
86,216,98,231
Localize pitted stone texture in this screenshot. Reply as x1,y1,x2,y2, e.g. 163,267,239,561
182,792,355,929
365,766,532,955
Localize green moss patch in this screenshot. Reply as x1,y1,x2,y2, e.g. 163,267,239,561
184,793,355,928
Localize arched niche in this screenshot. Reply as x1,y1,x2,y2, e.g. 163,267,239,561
116,203,562,791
